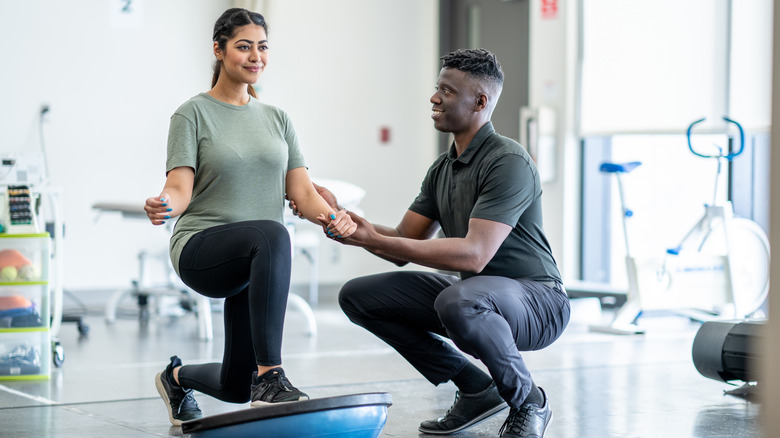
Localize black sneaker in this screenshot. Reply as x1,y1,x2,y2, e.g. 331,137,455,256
250,368,309,407
154,356,202,426
419,382,507,435
499,387,552,438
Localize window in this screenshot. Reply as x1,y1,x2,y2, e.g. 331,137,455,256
578,0,771,288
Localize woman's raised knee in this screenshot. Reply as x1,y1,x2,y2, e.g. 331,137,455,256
258,220,291,248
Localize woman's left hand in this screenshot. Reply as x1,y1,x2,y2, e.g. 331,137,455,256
317,209,357,238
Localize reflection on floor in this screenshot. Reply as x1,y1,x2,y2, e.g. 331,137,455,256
0,287,762,437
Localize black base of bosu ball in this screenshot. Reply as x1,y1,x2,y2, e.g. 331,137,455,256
181,393,393,438
692,320,763,397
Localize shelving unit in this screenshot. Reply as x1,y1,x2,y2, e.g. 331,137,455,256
0,233,51,380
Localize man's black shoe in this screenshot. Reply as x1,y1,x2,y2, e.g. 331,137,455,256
419,382,507,435
499,387,552,438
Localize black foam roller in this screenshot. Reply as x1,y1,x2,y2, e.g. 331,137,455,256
692,320,763,383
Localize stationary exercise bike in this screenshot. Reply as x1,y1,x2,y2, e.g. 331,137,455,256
590,117,770,335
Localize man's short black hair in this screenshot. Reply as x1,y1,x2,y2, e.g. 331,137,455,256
441,48,504,88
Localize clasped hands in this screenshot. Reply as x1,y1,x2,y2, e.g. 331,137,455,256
316,208,357,240
288,183,370,246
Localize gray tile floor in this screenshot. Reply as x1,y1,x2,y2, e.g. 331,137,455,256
0,286,762,437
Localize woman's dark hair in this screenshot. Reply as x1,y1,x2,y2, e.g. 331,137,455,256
441,48,504,89
211,8,268,98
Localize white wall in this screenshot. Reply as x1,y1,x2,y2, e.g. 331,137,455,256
0,0,439,291
528,0,581,281
255,0,440,285
763,0,779,432
0,0,232,291
759,2,780,437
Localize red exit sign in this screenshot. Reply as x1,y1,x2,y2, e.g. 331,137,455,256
541,0,558,19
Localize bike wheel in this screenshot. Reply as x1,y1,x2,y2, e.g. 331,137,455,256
701,218,770,318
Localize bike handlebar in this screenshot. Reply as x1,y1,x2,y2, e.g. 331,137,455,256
686,117,745,161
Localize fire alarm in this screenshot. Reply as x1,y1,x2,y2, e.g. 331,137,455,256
380,126,391,144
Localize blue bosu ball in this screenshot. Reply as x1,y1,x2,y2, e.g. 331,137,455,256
181,392,393,438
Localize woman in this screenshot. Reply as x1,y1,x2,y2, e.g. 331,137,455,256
144,8,356,426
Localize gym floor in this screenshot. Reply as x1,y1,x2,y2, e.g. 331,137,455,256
0,286,762,437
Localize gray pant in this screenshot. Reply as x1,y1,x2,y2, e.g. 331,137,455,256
338,271,570,408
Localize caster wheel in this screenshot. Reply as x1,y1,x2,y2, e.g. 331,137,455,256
78,322,90,336
52,341,65,367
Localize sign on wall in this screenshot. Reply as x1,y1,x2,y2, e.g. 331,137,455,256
541,0,558,19
110,0,144,28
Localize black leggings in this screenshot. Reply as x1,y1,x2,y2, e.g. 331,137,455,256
175,220,292,403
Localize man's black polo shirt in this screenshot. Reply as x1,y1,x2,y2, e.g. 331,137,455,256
409,122,561,282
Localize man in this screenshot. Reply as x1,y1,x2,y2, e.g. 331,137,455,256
310,48,570,438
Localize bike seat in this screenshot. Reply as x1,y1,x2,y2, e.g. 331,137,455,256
599,161,642,174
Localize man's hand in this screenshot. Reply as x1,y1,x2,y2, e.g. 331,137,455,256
328,211,374,247
312,182,338,209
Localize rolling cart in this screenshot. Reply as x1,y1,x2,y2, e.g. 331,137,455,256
0,180,59,378
0,151,81,371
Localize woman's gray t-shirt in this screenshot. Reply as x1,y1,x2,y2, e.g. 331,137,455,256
165,93,305,275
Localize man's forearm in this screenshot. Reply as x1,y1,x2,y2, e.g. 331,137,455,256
361,224,410,266
360,234,482,273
